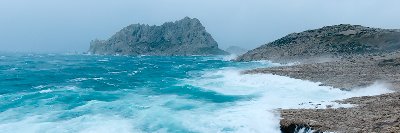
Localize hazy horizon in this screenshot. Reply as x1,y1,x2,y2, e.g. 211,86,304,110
1,0,400,53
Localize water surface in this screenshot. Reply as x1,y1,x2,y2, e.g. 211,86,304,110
0,54,390,133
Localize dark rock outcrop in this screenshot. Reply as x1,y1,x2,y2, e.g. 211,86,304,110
89,17,228,56
236,24,400,63
280,121,322,133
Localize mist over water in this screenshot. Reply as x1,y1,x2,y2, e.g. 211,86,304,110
2,0,400,53
0,54,392,133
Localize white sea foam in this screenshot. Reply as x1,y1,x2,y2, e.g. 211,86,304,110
187,68,392,105
252,60,300,66
222,54,238,61
63,85,80,91
33,85,46,89
0,115,139,133
108,71,126,74
69,77,105,82
35,85,81,94
98,58,109,62
69,78,89,82
92,77,105,81
39,89,53,93
7,68,18,71
128,70,141,76
181,67,393,132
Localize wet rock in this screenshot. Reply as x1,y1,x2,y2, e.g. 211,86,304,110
378,58,400,67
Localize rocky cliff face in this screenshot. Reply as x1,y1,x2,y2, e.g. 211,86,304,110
89,17,228,56
236,24,400,62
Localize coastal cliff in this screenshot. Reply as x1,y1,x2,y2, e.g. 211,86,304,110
237,24,400,63
89,17,228,56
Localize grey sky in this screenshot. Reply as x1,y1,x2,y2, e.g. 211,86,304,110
1,0,400,53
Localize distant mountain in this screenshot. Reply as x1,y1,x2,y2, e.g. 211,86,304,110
89,17,228,56
236,24,400,62
225,46,248,55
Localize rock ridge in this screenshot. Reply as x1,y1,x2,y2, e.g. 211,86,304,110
89,17,228,56
236,24,400,63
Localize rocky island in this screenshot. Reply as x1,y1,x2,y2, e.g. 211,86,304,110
225,46,248,55
89,17,228,56
239,24,400,132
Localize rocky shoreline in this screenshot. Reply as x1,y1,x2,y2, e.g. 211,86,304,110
244,52,400,91
243,53,400,132
236,24,400,132
279,92,400,133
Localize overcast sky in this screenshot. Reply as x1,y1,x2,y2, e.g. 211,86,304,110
1,0,400,53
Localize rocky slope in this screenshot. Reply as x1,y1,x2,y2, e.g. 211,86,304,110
89,17,228,56
236,24,400,63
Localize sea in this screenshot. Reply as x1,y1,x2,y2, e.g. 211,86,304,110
0,53,392,133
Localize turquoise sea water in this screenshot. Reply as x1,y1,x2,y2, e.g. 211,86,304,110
0,54,391,133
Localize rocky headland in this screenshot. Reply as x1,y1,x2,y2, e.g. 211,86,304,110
89,17,228,56
238,24,400,132
236,24,400,63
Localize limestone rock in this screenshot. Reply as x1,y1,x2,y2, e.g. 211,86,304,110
236,24,400,63
89,17,228,56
